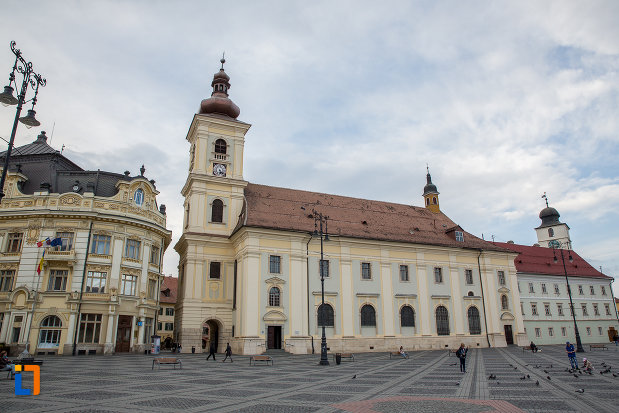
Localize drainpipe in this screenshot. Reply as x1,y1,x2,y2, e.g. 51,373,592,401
306,235,314,354
477,249,491,348
609,280,619,325
72,221,93,356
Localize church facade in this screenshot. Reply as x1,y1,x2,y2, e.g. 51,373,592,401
174,60,528,355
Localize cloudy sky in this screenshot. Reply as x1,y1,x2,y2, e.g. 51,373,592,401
1,1,618,280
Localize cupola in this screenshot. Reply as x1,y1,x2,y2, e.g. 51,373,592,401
198,57,240,119
422,167,440,213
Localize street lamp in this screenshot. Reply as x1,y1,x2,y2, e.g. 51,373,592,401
306,207,330,366
0,41,46,203
550,240,585,353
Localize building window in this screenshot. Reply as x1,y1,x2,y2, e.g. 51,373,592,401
211,199,224,223
38,315,62,348
435,306,450,336
124,239,141,260
601,286,607,296
531,303,538,316
90,234,111,255
210,261,221,279
521,303,524,315
268,287,280,307
554,284,560,295
434,267,443,283
400,305,415,327
318,303,334,327
548,228,554,237
548,327,554,337
581,304,588,316
593,304,599,316
361,262,372,280
55,232,74,251
147,279,157,299
598,326,603,335
455,231,464,242
320,260,330,278
150,245,160,265
578,285,584,295
158,307,163,315
47,270,68,291
590,285,595,295
0,270,15,292
361,305,376,327
497,271,506,286
121,274,138,296
400,265,409,282
78,313,102,344
165,307,174,316
586,327,591,336
165,323,174,331
465,269,473,285
557,303,564,316
157,322,162,331
134,189,144,206
605,303,611,316
544,304,551,316
468,306,481,335
85,271,106,293
529,283,534,293
214,138,227,154
6,232,23,253
541,283,547,294
269,255,281,274
561,327,567,336
535,328,541,337
501,294,508,310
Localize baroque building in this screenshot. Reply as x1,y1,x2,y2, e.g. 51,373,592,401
0,132,171,355
175,60,528,355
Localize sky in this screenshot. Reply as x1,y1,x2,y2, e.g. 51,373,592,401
1,1,618,281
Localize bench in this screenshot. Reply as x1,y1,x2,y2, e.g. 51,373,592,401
6,359,45,379
390,351,408,359
522,346,532,353
152,357,182,370
249,355,273,366
333,353,354,362
590,344,608,351
448,349,458,357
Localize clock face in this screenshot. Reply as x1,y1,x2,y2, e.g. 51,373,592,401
548,240,561,248
213,163,227,177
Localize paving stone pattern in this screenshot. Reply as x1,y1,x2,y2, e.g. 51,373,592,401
3,345,619,412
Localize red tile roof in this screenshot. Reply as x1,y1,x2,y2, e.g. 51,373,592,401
159,276,178,304
495,242,611,280
237,183,508,252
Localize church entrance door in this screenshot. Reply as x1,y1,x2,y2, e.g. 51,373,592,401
504,324,514,345
267,326,282,349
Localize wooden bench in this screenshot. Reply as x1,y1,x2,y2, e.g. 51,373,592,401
590,344,608,351
152,357,182,370
522,346,532,353
333,353,354,362
390,351,408,359
249,355,273,366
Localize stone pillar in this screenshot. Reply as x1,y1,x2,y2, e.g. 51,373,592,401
381,261,395,336
340,253,354,337
104,312,116,354
417,263,431,335
450,260,465,335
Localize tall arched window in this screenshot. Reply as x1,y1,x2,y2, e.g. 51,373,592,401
468,306,481,335
39,315,62,348
435,306,449,335
360,305,376,327
317,303,334,327
501,294,509,310
400,306,415,327
214,139,227,154
269,287,280,307
548,228,554,237
211,199,223,223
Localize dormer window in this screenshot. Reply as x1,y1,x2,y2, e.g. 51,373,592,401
455,231,464,242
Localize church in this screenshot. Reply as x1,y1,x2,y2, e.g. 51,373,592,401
174,60,528,355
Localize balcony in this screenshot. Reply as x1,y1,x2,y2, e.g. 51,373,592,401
45,250,77,266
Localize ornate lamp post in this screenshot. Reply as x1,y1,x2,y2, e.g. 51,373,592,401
550,240,585,353
0,41,46,203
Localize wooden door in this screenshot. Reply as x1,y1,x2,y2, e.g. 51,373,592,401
115,315,132,352
504,324,514,345
267,326,282,349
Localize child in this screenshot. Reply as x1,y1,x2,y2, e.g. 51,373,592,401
582,357,593,374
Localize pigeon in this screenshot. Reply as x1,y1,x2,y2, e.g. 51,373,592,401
550,364,553,368
527,374,530,379
543,370,549,374
352,375,356,379
514,367,517,370
574,374,579,378
575,389,585,393
450,362,458,366
520,375,526,380
547,376,551,380
456,382,460,386
488,374,496,380
613,373,618,377
496,381,500,385
535,380,539,386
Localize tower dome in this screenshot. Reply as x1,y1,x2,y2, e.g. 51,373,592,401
422,167,440,213
538,206,561,227
422,168,439,196
199,57,240,119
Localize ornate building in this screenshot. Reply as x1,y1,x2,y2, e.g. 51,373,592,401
174,60,528,355
0,132,171,355
156,275,177,349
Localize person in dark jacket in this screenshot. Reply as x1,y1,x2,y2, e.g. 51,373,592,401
0,351,14,379
206,341,217,361
456,343,468,373
222,342,233,363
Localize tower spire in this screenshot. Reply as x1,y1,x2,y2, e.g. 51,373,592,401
422,167,440,213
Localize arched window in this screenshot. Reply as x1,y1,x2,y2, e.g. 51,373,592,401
468,291,474,296
426,198,430,206
433,197,437,205
400,306,415,327
548,228,554,237
360,305,376,327
211,199,223,223
318,303,334,327
269,287,280,307
501,294,509,310
39,315,62,348
468,306,481,335
214,139,227,154
435,306,449,336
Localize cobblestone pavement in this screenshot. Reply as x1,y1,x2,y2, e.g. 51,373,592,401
3,344,619,412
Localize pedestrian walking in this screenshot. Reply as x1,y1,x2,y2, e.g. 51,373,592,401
206,341,217,360
456,343,468,373
222,342,233,362
177,343,182,353
613,333,618,347
566,341,578,369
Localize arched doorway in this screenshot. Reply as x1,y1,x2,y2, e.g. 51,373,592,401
202,319,220,353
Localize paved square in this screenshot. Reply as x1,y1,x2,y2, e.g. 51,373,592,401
3,345,619,412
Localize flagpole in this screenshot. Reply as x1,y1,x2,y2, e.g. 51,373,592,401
25,248,45,355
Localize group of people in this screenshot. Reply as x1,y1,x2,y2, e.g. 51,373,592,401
566,341,594,373
206,341,233,362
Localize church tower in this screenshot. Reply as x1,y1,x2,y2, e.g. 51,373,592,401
535,194,571,249
175,58,251,353
423,167,440,213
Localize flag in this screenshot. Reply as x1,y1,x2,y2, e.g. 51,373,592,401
37,250,45,275
49,237,62,247
36,237,50,247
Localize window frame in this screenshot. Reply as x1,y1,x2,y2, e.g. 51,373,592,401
6,232,23,253
465,269,473,285
268,286,280,307
531,303,538,316
211,199,224,223
455,231,464,242
121,274,138,296
47,269,68,292
434,267,443,284
360,304,376,327
400,305,415,327
124,239,141,260
0,269,15,292
90,234,111,255
85,271,107,293
165,307,174,316
361,262,372,280
318,303,335,328
400,265,409,282
269,255,281,274
209,261,221,279
497,271,506,286
78,313,102,344
320,259,330,278
467,306,481,335
435,305,450,336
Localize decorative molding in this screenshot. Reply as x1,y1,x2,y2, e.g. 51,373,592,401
356,292,380,297
312,291,338,296
431,295,451,299
394,294,417,298
263,310,287,322
120,266,141,276
26,220,42,245
59,194,82,206
265,276,285,285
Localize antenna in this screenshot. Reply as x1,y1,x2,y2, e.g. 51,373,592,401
61,144,65,154
49,121,56,146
